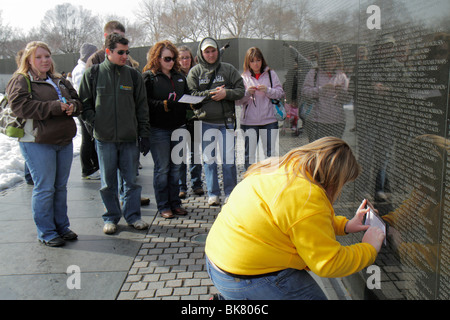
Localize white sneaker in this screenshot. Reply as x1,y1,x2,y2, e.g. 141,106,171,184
129,219,149,230
208,196,220,206
83,170,101,180
103,223,117,235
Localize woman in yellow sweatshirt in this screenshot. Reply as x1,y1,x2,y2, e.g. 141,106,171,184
205,137,385,300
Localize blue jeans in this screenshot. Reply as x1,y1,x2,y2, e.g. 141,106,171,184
241,122,279,170
201,122,237,197
149,127,182,211
206,257,327,300
20,142,73,242
179,124,203,192
95,140,141,224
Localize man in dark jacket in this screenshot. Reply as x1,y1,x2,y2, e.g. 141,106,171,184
79,34,151,235
85,20,151,206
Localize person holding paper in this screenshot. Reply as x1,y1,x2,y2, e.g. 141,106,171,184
142,40,190,219
205,137,385,299
186,37,245,206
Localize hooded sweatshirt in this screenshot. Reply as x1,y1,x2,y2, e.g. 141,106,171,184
186,38,245,125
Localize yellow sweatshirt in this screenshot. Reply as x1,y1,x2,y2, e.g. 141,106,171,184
205,167,377,278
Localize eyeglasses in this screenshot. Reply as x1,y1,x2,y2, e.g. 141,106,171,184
113,50,130,56
162,56,176,62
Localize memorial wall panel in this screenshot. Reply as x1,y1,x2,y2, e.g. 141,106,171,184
274,0,449,299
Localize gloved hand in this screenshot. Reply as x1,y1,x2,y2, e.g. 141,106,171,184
139,137,150,156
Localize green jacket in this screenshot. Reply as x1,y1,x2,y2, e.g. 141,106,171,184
79,58,150,142
187,37,244,125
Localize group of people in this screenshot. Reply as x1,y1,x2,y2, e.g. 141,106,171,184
5,20,385,300
5,20,286,245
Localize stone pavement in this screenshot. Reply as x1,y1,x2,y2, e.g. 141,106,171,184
0,123,352,301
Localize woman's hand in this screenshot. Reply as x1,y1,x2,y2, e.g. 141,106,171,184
60,102,75,116
362,227,385,253
257,84,267,93
344,199,370,234
247,86,257,95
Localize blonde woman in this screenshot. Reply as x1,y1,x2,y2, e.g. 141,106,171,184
205,137,385,299
6,41,82,247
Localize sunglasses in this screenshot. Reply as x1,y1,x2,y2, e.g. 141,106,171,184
114,50,130,56
162,56,176,62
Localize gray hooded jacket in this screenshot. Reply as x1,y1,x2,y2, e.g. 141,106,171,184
186,38,244,125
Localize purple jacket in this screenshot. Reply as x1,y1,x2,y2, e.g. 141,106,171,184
238,67,285,126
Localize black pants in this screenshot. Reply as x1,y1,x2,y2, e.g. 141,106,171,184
79,117,99,177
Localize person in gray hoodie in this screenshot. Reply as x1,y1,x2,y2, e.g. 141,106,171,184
186,37,245,205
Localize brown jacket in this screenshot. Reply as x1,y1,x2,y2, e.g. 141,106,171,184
6,72,82,145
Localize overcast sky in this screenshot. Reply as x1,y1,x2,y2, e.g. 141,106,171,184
1,0,141,33
2,0,449,35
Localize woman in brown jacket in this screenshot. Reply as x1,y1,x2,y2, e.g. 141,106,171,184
6,41,82,247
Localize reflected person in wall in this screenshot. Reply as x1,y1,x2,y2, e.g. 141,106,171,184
302,45,350,142
382,134,449,298
369,34,410,205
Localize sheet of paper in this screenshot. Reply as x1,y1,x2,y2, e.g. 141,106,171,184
364,209,387,245
178,94,206,104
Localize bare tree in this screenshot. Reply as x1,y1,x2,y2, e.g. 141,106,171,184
253,0,296,40
290,0,312,40
136,0,165,43
40,3,102,54
159,0,194,43
193,0,224,39
101,14,148,47
221,0,256,38
0,11,15,58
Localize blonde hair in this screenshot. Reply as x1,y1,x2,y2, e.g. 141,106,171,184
16,41,58,77
245,137,361,203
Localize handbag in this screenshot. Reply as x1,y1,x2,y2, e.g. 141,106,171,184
268,69,286,121
0,73,32,138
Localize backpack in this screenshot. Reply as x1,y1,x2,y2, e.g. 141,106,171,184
0,73,32,138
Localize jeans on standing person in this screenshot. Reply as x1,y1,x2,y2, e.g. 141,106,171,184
95,140,141,224
149,127,183,212
241,121,279,170
205,256,327,300
179,123,203,193
20,142,73,242
201,122,237,197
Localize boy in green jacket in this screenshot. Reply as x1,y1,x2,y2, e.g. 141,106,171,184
79,33,151,235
